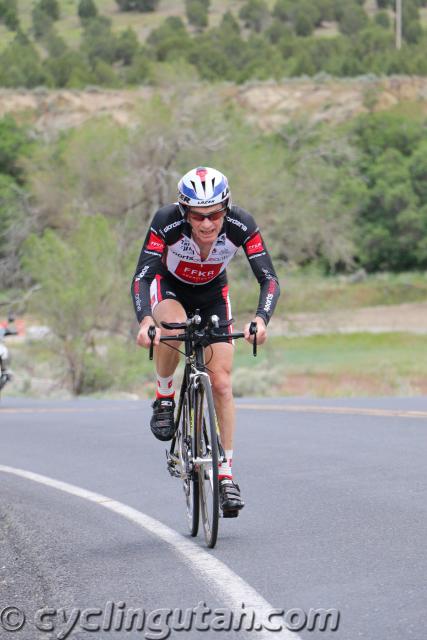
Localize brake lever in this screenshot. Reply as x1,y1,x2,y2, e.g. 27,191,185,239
148,325,156,360
249,321,258,357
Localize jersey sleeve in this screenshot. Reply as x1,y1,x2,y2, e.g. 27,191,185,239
241,215,280,325
131,210,168,323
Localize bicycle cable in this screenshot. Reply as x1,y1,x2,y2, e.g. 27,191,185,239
161,341,215,375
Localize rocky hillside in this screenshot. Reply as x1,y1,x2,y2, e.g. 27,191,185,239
2,76,427,133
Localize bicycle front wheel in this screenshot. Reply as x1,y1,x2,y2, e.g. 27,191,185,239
179,390,199,537
194,375,219,548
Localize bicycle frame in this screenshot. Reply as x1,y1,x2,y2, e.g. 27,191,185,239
167,324,220,478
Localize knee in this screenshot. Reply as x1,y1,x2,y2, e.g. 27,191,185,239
210,371,233,399
159,314,187,337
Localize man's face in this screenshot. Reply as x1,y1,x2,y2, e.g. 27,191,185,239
187,203,226,245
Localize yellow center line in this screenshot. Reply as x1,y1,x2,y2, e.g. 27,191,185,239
1,404,426,420
0,406,140,415
236,403,427,419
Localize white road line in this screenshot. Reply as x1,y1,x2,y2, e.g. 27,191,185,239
236,403,427,420
0,464,298,640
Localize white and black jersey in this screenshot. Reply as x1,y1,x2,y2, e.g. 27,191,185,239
131,203,280,324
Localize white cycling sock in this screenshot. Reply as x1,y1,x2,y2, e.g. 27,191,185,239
219,449,233,479
156,374,175,398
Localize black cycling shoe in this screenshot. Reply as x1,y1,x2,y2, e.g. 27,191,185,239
219,478,245,515
150,397,176,441
0,372,11,390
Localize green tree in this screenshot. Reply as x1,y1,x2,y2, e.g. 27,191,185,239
403,19,422,43
126,50,152,83
353,112,423,158
374,10,391,28
115,0,160,11
186,0,209,29
352,118,427,271
410,141,427,204
39,0,60,20
92,59,121,86
0,116,31,181
0,0,19,30
22,216,122,395
272,0,293,22
239,0,269,33
32,4,54,39
78,0,98,20
338,3,369,35
147,17,191,62
115,27,139,65
45,30,68,57
81,16,117,65
313,0,335,23
44,50,93,87
0,33,52,88
294,10,315,36
0,175,28,287
218,11,241,36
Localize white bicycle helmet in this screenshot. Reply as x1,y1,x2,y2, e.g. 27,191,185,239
177,166,231,214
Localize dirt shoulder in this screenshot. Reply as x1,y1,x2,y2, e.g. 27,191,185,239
269,302,427,336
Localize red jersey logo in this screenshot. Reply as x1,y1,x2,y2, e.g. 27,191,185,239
175,261,222,284
245,232,264,256
146,232,165,253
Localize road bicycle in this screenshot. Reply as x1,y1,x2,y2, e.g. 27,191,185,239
148,313,257,548
0,316,17,400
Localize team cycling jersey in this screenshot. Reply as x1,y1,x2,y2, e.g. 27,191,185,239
131,203,280,324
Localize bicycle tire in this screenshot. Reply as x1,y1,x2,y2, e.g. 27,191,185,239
179,390,199,537
195,375,219,548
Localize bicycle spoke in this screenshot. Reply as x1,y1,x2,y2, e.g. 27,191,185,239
196,376,219,548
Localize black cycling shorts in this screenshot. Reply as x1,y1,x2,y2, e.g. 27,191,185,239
149,274,233,344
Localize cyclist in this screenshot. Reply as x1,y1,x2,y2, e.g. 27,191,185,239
131,167,280,514
0,315,17,390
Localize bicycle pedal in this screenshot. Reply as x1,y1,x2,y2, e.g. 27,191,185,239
222,510,239,518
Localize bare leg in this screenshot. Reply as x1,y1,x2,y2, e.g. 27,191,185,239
152,299,187,379
204,342,235,450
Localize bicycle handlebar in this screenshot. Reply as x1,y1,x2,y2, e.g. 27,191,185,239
147,320,258,360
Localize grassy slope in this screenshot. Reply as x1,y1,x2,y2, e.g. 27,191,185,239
232,332,427,397
227,268,427,317
8,0,245,48
4,0,387,51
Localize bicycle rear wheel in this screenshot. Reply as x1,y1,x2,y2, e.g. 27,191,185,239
195,375,219,548
178,390,199,536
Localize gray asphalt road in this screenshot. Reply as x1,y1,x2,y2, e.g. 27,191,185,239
1,396,427,640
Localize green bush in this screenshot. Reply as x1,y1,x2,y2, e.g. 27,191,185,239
186,0,209,29
0,116,31,180
239,0,269,33
0,0,19,30
0,32,52,88
352,113,427,271
81,16,117,66
78,0,98,20
38,0,60,20
374,11,391,29
115,27,139,65
338,3,369,35
32,5,54,39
